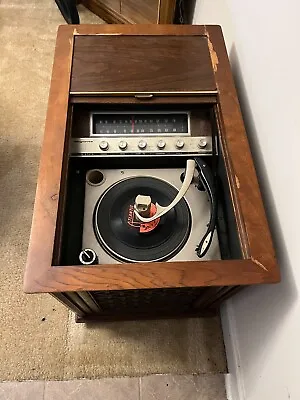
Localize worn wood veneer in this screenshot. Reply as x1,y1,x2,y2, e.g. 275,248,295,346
24,25,279,320
70,35,216,93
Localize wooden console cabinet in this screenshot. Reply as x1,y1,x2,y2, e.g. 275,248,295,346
24,25,279,322
81,0,177,24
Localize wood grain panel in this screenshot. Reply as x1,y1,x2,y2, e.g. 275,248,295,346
82,0,132,24
70,35,216,93
205,26,279,280
121,0,159,24
81,0,170,25
72,24,206,36
25,26,73,288
158,0,176,23
24,259,275,294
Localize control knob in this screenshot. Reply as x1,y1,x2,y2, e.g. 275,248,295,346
99,140,109,151
175,139,185,149
138,140,147,150
79,248,98,265
198,139,207,149
118,140,128,150
157,140,166,150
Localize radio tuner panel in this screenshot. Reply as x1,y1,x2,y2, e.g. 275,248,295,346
90,111,190,137
70,110,214,157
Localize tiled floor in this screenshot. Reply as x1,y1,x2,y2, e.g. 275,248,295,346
0,375,227,400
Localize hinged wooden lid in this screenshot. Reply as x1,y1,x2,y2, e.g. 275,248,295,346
70,35,216,95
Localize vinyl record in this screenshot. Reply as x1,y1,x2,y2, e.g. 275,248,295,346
93,176,191,262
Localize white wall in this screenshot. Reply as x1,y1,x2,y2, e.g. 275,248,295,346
192,0,234,50
193,1,300,399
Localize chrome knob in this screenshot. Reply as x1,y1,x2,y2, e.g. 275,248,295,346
118,140,127,150
138,140,147,150
198,139,207,149
157,140,166,150
99,140,109,151
175,139,185,149
79,249,98,265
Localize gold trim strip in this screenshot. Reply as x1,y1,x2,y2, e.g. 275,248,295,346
70,90,218,96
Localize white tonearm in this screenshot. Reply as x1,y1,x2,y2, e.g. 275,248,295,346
134,159,196,223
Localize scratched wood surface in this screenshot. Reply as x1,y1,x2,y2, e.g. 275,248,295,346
24,25,279,304
206,26,277,275
70,35,216,93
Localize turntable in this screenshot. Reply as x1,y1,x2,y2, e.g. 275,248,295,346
82,165,219,265
24,25,279,322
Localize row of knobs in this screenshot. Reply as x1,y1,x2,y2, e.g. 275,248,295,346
99,139,207,151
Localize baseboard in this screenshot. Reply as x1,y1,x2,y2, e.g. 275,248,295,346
221,299,246,400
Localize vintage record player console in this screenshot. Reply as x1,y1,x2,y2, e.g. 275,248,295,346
24,25,280,322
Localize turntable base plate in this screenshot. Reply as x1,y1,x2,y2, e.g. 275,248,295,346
94,176,191,263
83,168,221,264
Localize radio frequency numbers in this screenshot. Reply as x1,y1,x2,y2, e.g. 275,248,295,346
94,113,188,135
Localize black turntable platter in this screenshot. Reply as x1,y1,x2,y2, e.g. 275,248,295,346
93,177,191,262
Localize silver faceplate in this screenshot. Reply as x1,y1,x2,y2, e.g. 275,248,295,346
70,136,212,157
82,168,221,264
